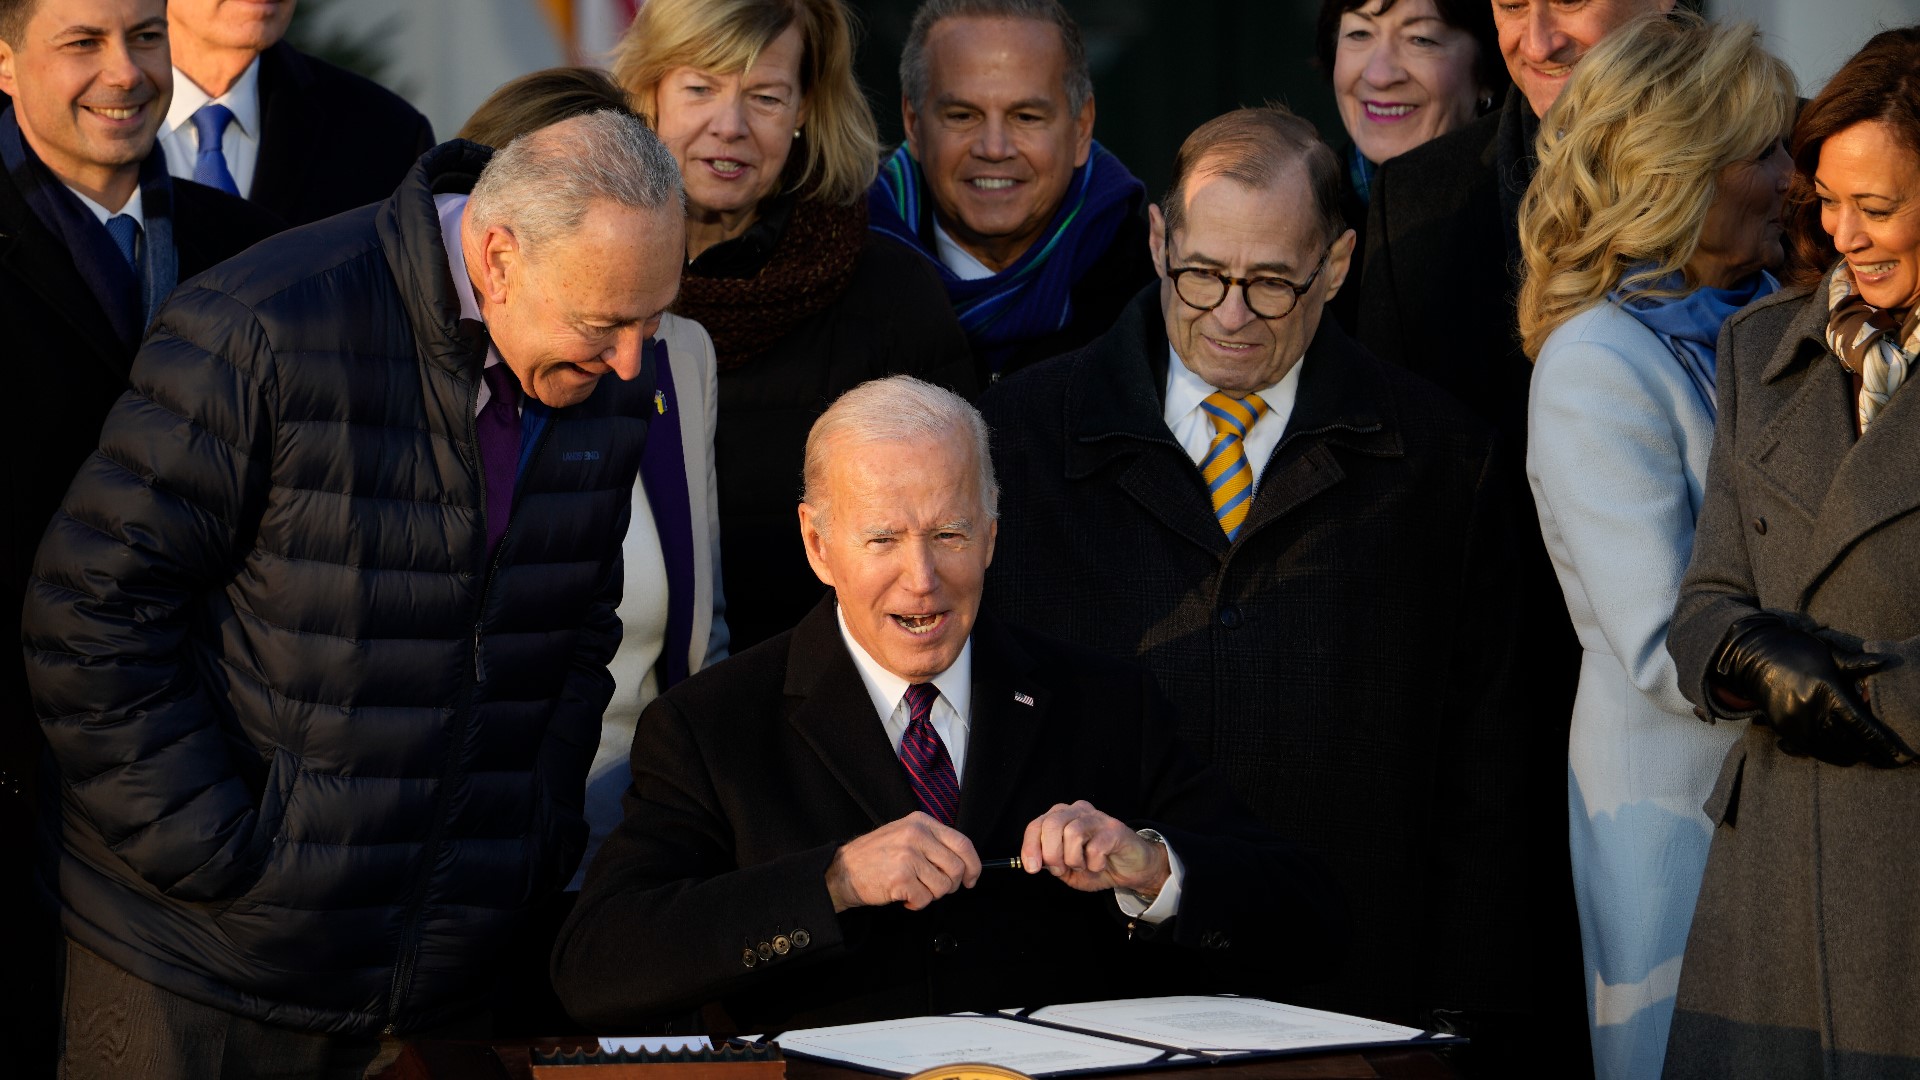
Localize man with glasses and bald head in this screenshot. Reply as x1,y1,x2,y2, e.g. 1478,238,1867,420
981,106,1547,1058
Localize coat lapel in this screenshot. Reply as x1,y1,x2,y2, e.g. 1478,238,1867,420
953,617,1049,840
1064,290,1237,556
247,43,316,220
1239,317,1399,541
782,599,921,828
1746,292,1919,601
0,171,129,383
1796,365,1920,602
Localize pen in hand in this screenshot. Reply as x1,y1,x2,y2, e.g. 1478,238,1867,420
980,857,1024,871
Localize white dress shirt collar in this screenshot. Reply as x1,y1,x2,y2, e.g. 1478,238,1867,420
161,57,263,197
932,219,996,282
436,193,511,414
165,56,263,145
1162,344,1304,494
836,603,974,783
834,603,1181,923
68,183,145,227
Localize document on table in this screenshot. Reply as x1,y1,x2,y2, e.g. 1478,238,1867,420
1026,995,1445,1054
773,995,1458,1077
773,1014,1187,1076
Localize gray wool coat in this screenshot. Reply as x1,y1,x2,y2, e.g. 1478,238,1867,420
1664,277,1920,1079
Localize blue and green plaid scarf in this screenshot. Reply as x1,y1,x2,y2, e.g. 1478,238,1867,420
868,141,1145,374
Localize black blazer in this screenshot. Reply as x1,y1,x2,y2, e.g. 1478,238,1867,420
249,42,434,227
3,165,281,674
553,599,1346,1033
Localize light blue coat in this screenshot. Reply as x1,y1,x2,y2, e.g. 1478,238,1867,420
1526,302,1747,1080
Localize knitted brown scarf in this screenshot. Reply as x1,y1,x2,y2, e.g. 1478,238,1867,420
673,196,868,370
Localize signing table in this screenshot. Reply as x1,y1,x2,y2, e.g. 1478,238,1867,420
376,1040,1459,1080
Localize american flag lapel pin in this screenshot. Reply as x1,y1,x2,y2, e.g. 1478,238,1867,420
1013,691,1034,707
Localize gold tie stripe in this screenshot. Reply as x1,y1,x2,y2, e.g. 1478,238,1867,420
1200,391,1269,540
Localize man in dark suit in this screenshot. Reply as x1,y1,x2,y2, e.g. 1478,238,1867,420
868,0,1153,379
158,0,431,227
553,375,1345,1033
979,106,1543,1054
0,0,279,1070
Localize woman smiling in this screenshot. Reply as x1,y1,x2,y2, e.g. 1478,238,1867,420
1315,0,1505,329
1662,25,1920,1076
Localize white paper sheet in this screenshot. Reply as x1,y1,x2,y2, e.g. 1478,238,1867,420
596,1035,715,1054
1028,996,1444,1054
775,1014,1179,1076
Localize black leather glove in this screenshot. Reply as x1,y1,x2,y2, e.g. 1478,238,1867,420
1713,612,1912,768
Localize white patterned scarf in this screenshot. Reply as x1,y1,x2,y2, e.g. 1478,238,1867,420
1826,261,1920,433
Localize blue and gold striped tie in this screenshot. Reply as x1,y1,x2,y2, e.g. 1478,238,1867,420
1200,391,1269,540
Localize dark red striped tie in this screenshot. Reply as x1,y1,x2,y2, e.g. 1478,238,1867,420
899,683,958,825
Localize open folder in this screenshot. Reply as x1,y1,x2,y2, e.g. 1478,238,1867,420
766,995,1462,1077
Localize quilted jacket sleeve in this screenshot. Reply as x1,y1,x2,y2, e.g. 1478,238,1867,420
23,285,281,902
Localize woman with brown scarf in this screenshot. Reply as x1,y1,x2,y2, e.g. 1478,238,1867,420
1662,26,1920,1077
614,0,974,649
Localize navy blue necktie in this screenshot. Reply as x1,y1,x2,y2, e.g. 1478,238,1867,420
190,103,241,196
478,363,522,561
899,683,958,825
103,214,139,268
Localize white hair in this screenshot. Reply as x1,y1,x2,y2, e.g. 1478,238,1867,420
465,110,684,256
802,375,998,530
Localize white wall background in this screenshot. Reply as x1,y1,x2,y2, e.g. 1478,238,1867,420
303,0,566,142
1711,0,1920,91
313,0,1920,143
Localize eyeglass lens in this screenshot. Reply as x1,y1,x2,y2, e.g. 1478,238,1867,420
1174,273,1301,319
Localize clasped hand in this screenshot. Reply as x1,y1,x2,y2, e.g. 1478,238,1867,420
1715,612,1914,768
825,801,1172,913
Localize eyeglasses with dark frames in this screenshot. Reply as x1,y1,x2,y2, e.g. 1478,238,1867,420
1165,244,1332,320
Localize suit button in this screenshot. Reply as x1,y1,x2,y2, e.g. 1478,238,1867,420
930,933,959,954
756,941,775,961
772,935,792,955
1752,517,1767,535
1218,605,1242,629
791,929,811,949
741,949,758,969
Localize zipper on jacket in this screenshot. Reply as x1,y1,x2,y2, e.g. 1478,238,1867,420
383,393,555,1033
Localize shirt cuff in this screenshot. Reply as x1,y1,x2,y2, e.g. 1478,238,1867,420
1114,831,1183,924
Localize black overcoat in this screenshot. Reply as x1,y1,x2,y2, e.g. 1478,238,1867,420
978,287,1531,1026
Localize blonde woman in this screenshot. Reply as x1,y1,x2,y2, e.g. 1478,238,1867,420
1514,14,1795,1079
612,0,974,650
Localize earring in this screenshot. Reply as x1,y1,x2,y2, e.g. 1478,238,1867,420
793,127,803,139
1478,92,1494,112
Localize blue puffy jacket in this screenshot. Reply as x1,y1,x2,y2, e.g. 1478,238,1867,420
23,141,651,1035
